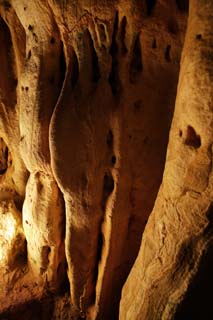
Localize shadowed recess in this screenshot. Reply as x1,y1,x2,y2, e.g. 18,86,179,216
86,29,100,83
176,0,189,12
70,48,79,89
184,126,201,149
129,32,143,83
145,0,157,16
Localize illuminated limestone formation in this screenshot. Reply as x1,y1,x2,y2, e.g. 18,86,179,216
0,0,212,319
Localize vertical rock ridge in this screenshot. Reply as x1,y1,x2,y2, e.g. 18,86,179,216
2,1,211,320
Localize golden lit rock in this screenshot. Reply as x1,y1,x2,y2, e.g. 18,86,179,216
0,200,25,270
0,0,212,319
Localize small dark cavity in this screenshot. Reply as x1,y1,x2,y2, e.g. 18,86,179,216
145,0,157,16
179,130,183,137
111,155,116,165
33,32,38,43
176,0,189,12
196,34,202,40
21,86,24,91
25,220,29,225
106,129,114,148
129,32,143,83
165,45,171,62
120,16,128,55
24,6,27,11
184,126,201,149
86,29,100,83
70,49,79,89
28,24,33,31
152,38,157,49
25,86,29,91
27,50,31,59
101,173,114,211
50,37,55,44
168,19,179,35
108,11,120,95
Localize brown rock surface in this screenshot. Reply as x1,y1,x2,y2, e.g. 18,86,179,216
0,0,212,319
120,0,213,319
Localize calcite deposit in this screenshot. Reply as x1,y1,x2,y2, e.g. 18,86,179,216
0,0,212,319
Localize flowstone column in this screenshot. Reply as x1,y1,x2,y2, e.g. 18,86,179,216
120,1,213,319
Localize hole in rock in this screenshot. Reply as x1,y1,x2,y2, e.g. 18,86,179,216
165,45,171,62
176,0,189,12
152,38,157,49
33,32,38,43
145,0,157,16
196,34,202,40
86,29,100,83
28,24,33,31
108,11,120,95
120,16,128,55
27,50,31,59
184,126,201,149
129,33,143,83
50,37,55,44
106,129,114,148
111,155,116,165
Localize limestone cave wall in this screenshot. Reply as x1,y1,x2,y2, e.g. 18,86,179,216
0,0,212,319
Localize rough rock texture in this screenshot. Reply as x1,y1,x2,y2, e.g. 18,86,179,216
0,0,212,319
120,0,213,319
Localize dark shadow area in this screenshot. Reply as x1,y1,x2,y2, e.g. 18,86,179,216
174,244,213,320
